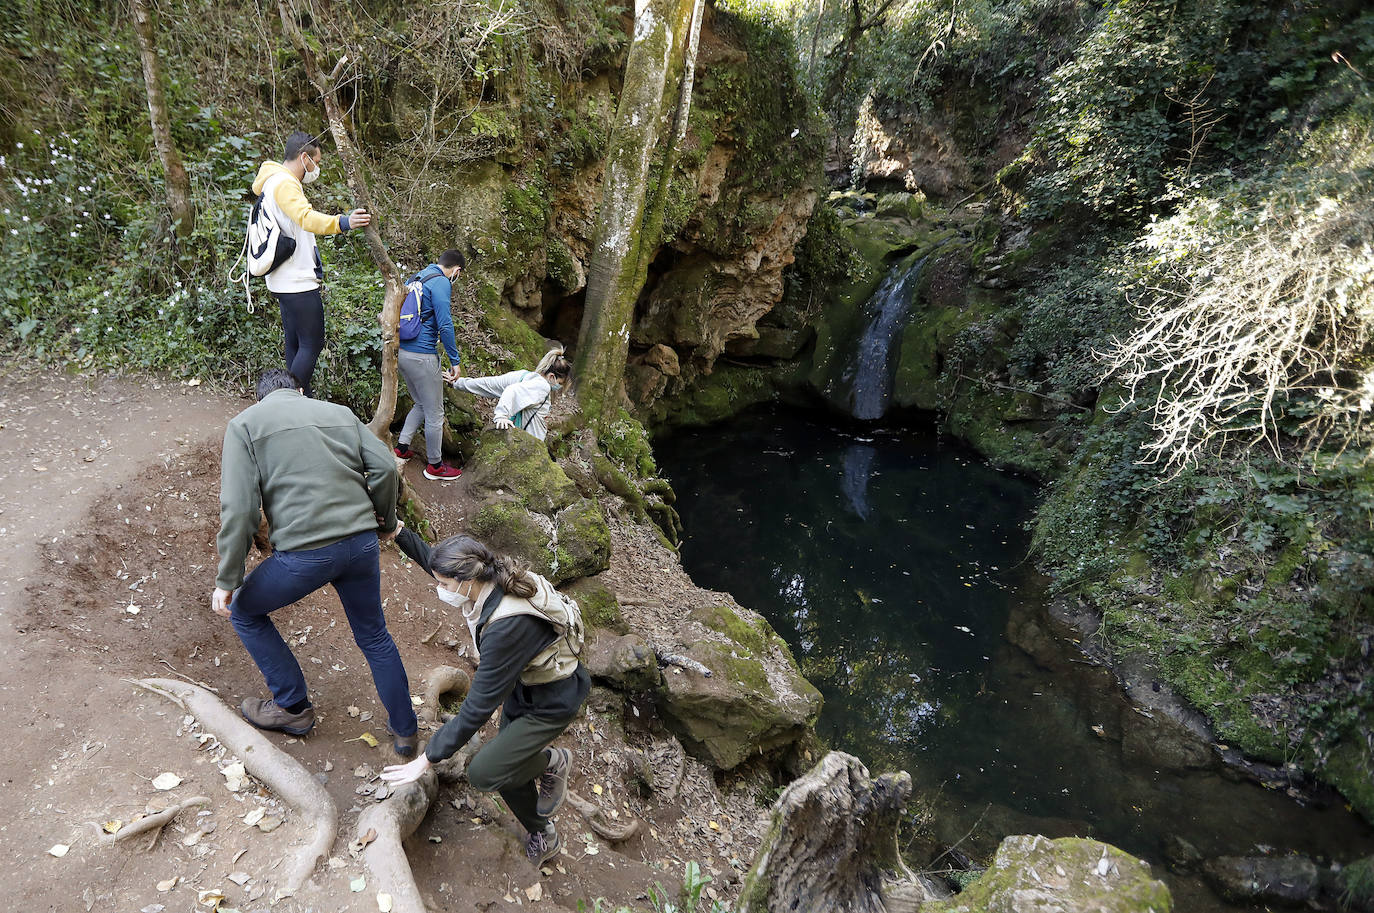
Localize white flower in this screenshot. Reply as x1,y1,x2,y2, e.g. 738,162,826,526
69,231,77,237
90,307,98,314
15,142,22,148
8,229,15,235
103,290,111,297
21,215,28,222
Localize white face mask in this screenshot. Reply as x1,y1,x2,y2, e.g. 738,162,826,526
301,156,321,184
435,584,469,608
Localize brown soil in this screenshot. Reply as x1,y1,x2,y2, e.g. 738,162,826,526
0,366,764,913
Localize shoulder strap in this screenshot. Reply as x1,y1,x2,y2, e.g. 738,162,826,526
476,584,506,632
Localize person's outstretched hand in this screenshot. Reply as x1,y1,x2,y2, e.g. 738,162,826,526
493,418,513,430
347,208,371,229
381,754,432,786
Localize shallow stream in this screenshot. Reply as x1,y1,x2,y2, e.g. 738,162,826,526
660,405,1374,911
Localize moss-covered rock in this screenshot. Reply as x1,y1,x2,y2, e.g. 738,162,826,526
553,498,611,582
460,429,609,584
562,575,626,634
584,631,661,693
655,603,822,769
924,835,1172,913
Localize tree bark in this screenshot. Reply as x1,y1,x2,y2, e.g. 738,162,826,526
737,752,942,913
572,0,704,431
130,0,195,238
274,0,407,439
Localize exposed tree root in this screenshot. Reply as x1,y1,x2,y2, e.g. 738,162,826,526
132,678,337,895
565,789,643,842
101,795,210,845
433,734,483,784
356,771,438,913
421,665,471,723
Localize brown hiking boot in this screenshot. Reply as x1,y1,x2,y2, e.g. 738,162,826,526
387,723,418,758
239,698,315,736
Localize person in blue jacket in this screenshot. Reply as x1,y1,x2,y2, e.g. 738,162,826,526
394,249,465,480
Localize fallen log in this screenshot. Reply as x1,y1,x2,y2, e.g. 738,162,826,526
132,678,337,895
356,770,438,913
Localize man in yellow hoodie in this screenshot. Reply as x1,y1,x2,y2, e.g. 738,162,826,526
251,130,371,397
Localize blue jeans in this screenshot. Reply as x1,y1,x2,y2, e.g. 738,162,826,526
230,530,418,736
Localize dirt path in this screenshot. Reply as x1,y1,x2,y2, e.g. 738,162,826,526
0,366,754,913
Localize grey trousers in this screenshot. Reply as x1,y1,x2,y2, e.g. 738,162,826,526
397,349,445,464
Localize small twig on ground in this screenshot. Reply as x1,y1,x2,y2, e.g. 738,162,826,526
101,796,211,845
419,621,444,645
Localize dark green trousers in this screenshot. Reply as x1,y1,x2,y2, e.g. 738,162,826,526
466,711,575,834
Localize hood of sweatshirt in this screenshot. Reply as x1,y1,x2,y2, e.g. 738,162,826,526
252,160,294,195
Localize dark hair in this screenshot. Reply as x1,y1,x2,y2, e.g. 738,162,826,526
430,535,538,599
256,368,301,400
438,249,466,269
283,130,320,162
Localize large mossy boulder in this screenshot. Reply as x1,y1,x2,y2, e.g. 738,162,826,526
925,835,1172,913
462,430,610,584
1201,855,1321,907
655,603,822,770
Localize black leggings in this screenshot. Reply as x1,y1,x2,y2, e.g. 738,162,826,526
274,288,325,397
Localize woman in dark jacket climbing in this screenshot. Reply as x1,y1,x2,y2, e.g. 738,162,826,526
380,525,588,867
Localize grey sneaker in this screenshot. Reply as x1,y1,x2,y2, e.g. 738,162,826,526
525,825,562,867
240,698,315,736
536,747,572,818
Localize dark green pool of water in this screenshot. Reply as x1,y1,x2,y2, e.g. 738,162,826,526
658,405,1374,909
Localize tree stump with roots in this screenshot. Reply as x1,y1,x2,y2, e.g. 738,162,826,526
737,751,940,913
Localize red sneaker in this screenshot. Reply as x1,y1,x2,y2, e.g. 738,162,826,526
394,444,416,460
423,462,462,481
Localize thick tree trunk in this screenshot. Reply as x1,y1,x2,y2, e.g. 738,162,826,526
737,752,942,913
573,0,703,430
275,0,406,439
130,0,194,238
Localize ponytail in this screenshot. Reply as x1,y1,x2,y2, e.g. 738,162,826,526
535,344,570,380
431,534,538,599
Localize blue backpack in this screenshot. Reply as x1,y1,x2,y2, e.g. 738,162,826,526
397,276,426,342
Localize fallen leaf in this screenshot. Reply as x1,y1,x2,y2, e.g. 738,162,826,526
257,816,282,833
584,844,599,856
708,821,720,831
377,893,394,912
48,844,70,858
355,732,379,748
359,827,378,847
350,875,367,893
347,706,361,717
503,893,516,903
525,883,543,901
591,783,603,795
197,888,225,907
126,604,141,615
152,772,183,790
156,877,179,892
242,808,265,827
102,820,122,834
358,711,373,722
187,378,202,387
228,872,250,886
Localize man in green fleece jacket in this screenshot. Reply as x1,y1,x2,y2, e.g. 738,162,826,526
212,368,419,754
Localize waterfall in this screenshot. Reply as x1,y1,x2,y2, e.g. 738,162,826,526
848,255,930,420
